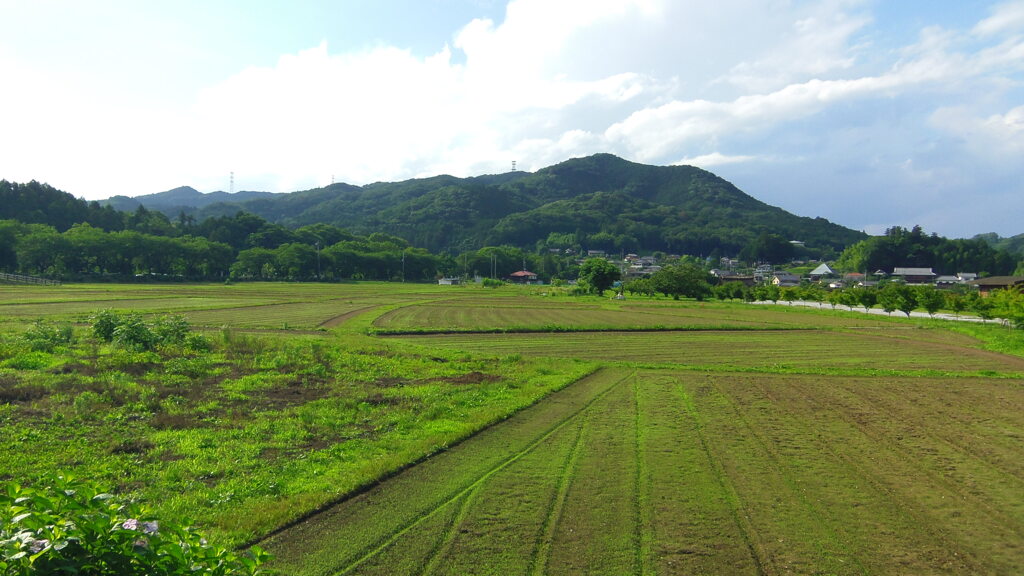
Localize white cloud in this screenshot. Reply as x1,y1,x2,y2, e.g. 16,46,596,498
721,0,873,92
1,0,1022,237
930,104,1024,160
973,0,1024,36
675,153,758,168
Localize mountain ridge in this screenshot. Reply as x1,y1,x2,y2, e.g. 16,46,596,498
101,154,866,257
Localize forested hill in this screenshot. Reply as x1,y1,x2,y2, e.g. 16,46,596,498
105,187,281,213
116,154,866,258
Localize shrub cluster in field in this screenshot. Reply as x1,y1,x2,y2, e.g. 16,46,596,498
1,475,268,575
90,309,211,352
0,307,590,547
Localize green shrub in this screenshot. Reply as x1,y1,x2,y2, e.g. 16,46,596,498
0,475,269,575
90,309,121,342
2,352,52,370
92,312,204,352
112,315,158,352
22,321,74,353
152,315,191,346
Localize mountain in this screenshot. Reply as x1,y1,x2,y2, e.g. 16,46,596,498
104,186,281,213
108,154,867,257
974,232,1024,257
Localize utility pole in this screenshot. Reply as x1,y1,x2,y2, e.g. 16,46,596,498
315,241,321,279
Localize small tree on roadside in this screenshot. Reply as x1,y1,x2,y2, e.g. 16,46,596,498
826,288,844,310
852,286,878,313
878,284,901,316
946,291,968,318
915,285,945,318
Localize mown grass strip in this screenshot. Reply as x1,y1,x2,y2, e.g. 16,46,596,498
332,372,629,576
674,376,769,576
528,416,588,576
259,368,630,576
632,373,653,576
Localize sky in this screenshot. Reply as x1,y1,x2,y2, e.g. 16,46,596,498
1,0,1022,239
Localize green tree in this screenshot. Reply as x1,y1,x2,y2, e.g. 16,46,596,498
879,283,917,317
650,263,713,300
740,232,794,264
915,285,945,317
577,258,621,295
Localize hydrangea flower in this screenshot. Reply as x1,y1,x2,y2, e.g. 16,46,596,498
122,518,139,530
27,538,49,554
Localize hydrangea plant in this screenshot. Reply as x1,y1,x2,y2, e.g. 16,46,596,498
1,475,268,575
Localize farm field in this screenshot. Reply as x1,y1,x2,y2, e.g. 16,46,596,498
262,367,1024,575
2,282,1023,574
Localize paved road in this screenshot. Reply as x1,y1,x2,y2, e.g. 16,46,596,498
751,299,1009,325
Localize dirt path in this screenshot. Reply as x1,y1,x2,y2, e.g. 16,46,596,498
318,305,380,328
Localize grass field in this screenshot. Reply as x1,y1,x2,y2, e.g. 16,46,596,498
2,281,1023,574
261,368,1024,575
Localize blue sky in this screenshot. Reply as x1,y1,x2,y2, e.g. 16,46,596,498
1,0,1022,238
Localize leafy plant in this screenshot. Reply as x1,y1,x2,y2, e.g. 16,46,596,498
90,309,121,342
22,321,74,353
0,475,269,575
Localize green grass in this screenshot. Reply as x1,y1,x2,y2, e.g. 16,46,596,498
2,281,1023,574
260,368,1024,575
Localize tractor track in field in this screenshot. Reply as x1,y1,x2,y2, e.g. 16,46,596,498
256,368,631,576
793,378,1024,563
330,370,631,576
318,305,381,328
631,374,654,576
528,417,588,576
675,378,770,576
765,377,988,573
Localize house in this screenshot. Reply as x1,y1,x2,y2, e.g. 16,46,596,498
934,275,962,287
968,276,1024,297
437,277,461,285
508,270,539,284
713,272,757,287
771,273,801,287
808,263,836,280
586,250,606,258
892,267,936,284
958,272,978,282
624,264,661,279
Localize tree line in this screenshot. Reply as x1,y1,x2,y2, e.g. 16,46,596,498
0,217,445,282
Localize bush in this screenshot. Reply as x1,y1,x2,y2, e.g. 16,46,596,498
22,321,74,353
90,309,121,342
152,315,191,346
112,315,157,352
0,475,269,575
90,312,204,352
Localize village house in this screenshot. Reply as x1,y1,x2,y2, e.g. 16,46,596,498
892,267,936,284
771,273,801,288
968,276,1024,297
507,270,539,284
808,263,835,280
624,264,661,279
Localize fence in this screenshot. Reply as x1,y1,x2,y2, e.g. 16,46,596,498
0,272,61,286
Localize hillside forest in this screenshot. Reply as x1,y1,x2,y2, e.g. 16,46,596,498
1,159,1022,284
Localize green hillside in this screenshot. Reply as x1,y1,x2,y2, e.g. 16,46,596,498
162,154,865,257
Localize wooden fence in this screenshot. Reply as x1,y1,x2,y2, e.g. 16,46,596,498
0,272,61,286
